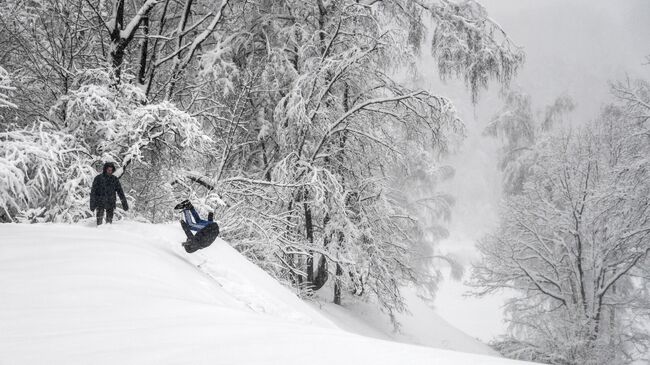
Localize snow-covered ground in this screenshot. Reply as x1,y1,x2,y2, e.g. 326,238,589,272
0,222,533,364
311,288,501,356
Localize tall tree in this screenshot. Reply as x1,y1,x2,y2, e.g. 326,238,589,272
472,81,650,364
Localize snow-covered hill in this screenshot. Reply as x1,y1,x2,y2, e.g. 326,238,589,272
0,222,532,365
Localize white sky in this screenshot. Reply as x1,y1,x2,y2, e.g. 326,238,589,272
416,0,650,342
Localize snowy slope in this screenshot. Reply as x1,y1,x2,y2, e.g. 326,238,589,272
311,288,500,357
0,222,533,365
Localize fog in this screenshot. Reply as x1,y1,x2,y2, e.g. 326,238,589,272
418,0,650,342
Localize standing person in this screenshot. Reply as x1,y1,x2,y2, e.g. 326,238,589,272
90,162,128,225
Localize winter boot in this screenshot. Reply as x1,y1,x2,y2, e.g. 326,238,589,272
174,200,193,211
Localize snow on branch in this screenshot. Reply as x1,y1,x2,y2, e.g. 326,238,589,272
310,91,429,161
0,66,17,109
119,0,159,40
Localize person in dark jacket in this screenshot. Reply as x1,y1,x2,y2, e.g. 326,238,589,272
174,200,219,253
90,162,128,225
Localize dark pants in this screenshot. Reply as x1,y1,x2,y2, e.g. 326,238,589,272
183,208,210,231
96,207,114,225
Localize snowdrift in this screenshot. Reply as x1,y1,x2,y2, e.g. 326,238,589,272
0,222,532,365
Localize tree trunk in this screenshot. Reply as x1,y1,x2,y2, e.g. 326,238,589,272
332,84,349,305
108,0,158,83
164,0,193,98
109,0,126,80
333,262,343,305
137,15,149,85
309,214,330,291
304,201,314,284
313,255,328,290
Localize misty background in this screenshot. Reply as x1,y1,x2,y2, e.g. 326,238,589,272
418,0,650,342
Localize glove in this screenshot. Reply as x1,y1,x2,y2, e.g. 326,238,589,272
90,204,96,211
122,201,129,211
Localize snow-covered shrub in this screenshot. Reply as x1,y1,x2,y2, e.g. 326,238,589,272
0,121,95,222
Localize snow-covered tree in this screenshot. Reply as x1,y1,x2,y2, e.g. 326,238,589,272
0,0,110,124
177,0,522,315
472,81,650,364
426,0,524,102
484,90,574,194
